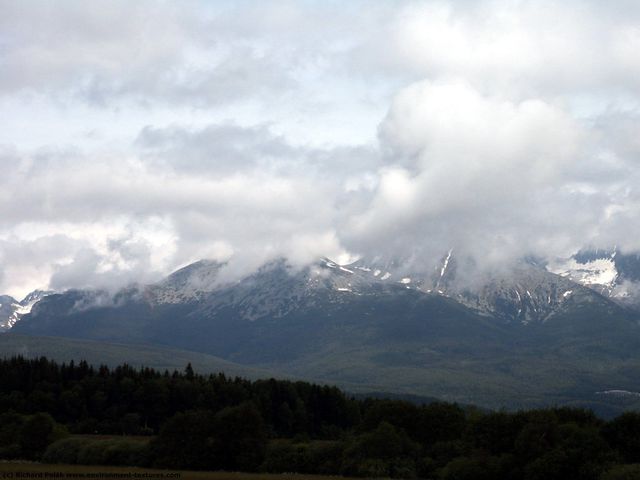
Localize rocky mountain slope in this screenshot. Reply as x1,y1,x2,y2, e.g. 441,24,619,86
6,248,638,332
348,252,628,325
5,253,640,413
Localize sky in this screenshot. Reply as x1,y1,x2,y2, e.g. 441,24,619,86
1,0,640,298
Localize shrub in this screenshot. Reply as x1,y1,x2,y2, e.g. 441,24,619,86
305,441,344,475
77,440,109,465
150,410,218,470
18,413,68,460
441,456,502,480
0,412,25,460
601,464,640,480
42,437,86,464
151,403,267,472
102,439,148,466
261,440,309,473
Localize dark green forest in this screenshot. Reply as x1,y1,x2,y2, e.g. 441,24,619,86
1,357,640,479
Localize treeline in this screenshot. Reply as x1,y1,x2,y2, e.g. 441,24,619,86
1,357,640,479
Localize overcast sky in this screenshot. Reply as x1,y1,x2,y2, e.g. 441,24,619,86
1,0,640,298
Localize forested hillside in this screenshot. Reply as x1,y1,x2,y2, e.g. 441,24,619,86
1,357,639,479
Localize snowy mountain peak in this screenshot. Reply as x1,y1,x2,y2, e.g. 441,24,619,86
147,259,225,304
21,289,55,306
7,248,640,332
342,252,612,324
0,289,54,331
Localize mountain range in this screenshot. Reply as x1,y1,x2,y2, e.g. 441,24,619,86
3,249,640,416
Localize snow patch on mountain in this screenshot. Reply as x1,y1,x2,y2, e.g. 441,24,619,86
441,250,453,276
548,257,618,289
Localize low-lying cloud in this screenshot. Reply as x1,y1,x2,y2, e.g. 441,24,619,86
1,0,640,297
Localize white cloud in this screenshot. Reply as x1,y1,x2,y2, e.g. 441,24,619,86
342,78,639,268
363,1,640,99
1,1,640,296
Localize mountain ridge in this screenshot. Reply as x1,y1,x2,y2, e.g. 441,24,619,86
6,253,640,413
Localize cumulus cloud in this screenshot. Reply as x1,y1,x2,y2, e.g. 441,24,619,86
355,1,640,99
343,81,585,260
343,79,640,272
1,0,640,297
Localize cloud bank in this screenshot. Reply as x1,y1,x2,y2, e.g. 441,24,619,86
1,0,640,297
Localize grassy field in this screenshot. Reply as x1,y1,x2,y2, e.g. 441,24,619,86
0,462,359,480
